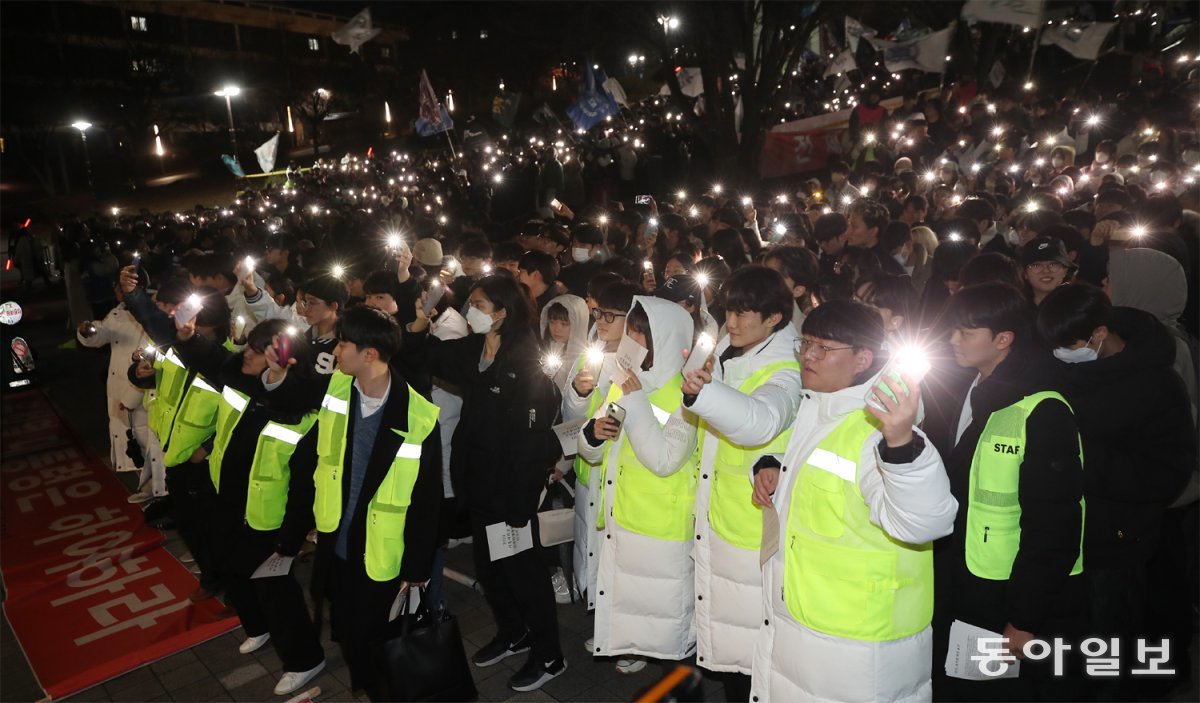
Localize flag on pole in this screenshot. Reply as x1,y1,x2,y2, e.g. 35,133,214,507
823,49,858,78
330,8,381,54
416,70,454,136
254,133,280,173
221,154,245,178
1040,21,1115,60
961,0,1045,28
566,64,619,132
845,17,877,52
866,25,955,74
602,76,629,107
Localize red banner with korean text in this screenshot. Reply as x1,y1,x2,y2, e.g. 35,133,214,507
0,391,237,700
759,96,908,179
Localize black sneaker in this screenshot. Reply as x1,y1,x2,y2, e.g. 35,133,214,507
472,633,531,667
508,655,567,692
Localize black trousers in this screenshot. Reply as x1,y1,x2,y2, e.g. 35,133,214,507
166,461,222,591
470,514,563,663
328,555,398,693
220,524,325,673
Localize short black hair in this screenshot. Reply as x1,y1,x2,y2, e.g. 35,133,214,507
959,252,1022,289
813,213,849,243
518,250,560,284
193,285,232,340
762,245,820,289
956,197,995,225
802,298,885,353
594,280,640,312
587,271,623,300
931,239,979,283
947,282,1030,338
155,276,191,305
1061,209,1096,233
337,305,402,362
856,273,918,325
721,265,794,332
1142,193,1183,228
302,274,350,313
459,238,493,260
1036,283,1111,348
363,270,398,297
880,221,911,253
847,199,890,233
903,194,928,212
572,224,604,246
493,241,525,263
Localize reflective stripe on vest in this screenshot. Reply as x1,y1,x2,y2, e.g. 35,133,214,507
571,353,605,488
601,374,698,540
160,373,221,467
966,391,1085,581
245,414,317,530
784,409,934,642
313,370,442,581
707,359,799,550
209,385,250,491
147,349,189,443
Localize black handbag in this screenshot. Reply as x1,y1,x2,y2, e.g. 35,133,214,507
375,588,477,702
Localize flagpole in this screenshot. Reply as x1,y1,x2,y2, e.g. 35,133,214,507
1024,26,1043,85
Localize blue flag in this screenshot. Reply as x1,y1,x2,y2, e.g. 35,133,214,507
221,154,245,178
566,64,618,132
416,106,454,137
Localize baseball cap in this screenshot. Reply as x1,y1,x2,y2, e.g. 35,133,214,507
1021,236,1073,268
412,238,444,267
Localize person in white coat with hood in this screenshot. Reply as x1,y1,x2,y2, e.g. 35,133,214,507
577,296,699,674
77,278,167,501
750,299,957,703
678,265,803,699
540,294,591,394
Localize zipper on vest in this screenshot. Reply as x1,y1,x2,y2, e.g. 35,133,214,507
983,526,989,543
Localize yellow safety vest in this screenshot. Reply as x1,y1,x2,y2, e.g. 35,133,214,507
966,391,1085,581
784,410,934,641
149,340,236,467
600,374,699,541
705,359,799,550
208,383,317,531
146,347,189,442
313,371,441,581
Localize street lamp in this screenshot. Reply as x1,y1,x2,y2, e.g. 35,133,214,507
70,120,95,191
214,84,241,162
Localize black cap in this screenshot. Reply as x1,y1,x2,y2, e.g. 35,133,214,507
655,275,701,305
1021,236,1073,268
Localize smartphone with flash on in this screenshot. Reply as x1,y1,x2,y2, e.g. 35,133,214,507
550,198,563,210
635,195,652,205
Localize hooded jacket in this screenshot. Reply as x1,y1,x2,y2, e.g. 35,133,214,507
538,294,590,393
1057,307,1196,565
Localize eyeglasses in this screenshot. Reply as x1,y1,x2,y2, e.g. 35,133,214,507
1026,261,1066,272
591,309,627,324
794,338,855,360
298,297,326,309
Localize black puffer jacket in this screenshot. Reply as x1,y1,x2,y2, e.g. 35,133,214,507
935,344,1087,637
1058,307,1196,567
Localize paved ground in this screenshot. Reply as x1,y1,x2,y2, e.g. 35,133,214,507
3,284,1197,703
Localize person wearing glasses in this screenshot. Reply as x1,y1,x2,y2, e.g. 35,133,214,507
677,265,802,700
1020,236,1076,306
749,300,956,703
297,274,349,375
561,281,640,618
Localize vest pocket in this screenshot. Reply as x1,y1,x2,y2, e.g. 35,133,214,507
785,536,898,640
799,469,846,539
365,508,407,581
710,469,762,550
965,503,1021,580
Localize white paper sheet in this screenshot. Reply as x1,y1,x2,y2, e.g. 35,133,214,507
251,553,294,579
552,417,588,456
485,521,533,561
945,619,1021,680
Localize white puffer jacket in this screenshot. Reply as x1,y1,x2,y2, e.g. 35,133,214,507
578,296,700,659
751,370,957,703
77,304,152,472
686,325,802,674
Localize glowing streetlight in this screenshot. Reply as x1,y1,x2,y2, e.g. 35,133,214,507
71,120,95,190
213,85,242,161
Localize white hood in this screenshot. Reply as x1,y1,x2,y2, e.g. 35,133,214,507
630,295,695,392
539,293,591,389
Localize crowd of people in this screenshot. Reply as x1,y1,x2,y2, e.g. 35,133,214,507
36,65,1200,702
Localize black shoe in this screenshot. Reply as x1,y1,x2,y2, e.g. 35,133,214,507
508,655,567,692
472,633,531,667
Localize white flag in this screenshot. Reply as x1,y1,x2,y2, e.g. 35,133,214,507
254,133,280,174
1040,21,1115,60
330,8,381,54
867,25,955,74
823,49,858,78
961,0,1045,28
659,67,704,98
602,77,629,107
845,17,877,53
988,60,1006,88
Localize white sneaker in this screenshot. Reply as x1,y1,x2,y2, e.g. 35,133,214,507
551,568,572,604
584,637,595,654
238,633,270,654
126,491,153,504
273,660,325,696
616,657,647,674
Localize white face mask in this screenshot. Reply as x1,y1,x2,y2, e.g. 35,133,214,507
571,247,591,263
1094,152,1110,164
465,306,494,334
1053,335,1100,364
1052,157,1065,169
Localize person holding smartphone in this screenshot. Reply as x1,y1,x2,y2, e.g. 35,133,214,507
749,300,956,703
576,297,699,674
